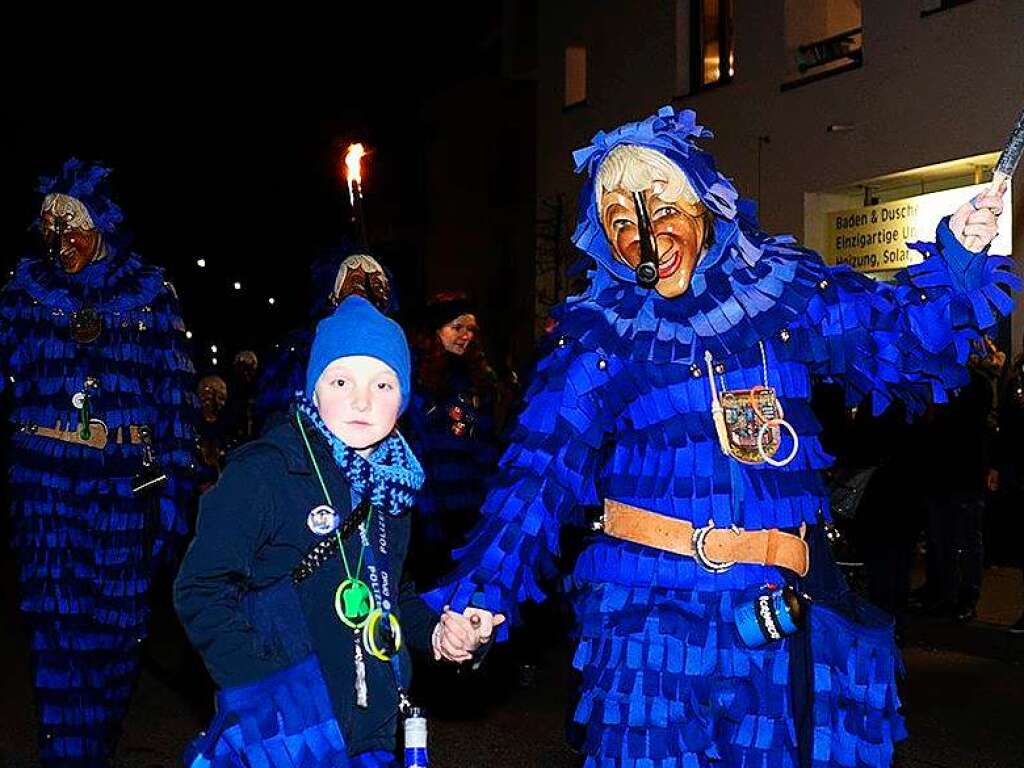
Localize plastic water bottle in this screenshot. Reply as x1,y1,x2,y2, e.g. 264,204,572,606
403,708,428,768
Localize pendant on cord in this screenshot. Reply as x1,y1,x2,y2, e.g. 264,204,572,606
335,578,375,628
705,343,800,468
70,306,103,344
362,608,403,661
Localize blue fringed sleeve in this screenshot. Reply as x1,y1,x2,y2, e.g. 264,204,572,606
0,279,17,392
806,218,1020,417
184,654,350,768
421,337,617,638
149,280,198,560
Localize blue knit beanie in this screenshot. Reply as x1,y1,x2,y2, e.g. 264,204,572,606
305,295,412,413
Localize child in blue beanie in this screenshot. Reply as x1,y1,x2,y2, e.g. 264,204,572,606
175,296,501,767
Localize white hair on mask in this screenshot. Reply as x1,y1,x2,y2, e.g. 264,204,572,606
41,193,96,230
595,145,699,204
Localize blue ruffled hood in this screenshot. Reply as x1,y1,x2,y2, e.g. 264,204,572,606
36,158,125,235
571,105,757,285
14,158,166,313
10,242,168,314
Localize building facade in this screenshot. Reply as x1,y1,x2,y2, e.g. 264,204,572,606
535,0,1023,352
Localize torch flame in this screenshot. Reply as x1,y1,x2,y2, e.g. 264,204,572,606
344,143,366,205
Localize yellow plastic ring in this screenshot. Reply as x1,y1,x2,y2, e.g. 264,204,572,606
362,609,402,661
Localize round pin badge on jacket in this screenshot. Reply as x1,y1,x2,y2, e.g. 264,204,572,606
307,504,340,536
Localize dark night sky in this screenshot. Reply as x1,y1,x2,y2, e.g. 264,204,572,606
4,8,506,369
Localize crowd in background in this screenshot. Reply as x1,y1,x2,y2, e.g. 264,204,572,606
818,331,1024,636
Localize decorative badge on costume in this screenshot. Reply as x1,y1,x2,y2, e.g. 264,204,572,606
705,344,800,467
717,386,784,464
71,306,103,344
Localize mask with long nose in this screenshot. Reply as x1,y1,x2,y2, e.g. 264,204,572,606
594,143,714,299
40,193,102,274
599,183,709,299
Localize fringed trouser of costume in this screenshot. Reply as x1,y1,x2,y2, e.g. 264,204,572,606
12,473,153,767
571,584,904,768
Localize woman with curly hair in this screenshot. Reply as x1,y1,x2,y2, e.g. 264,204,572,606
406,293,501,588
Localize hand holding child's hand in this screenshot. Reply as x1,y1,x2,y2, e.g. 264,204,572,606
463,607,505,645
431,606,506,663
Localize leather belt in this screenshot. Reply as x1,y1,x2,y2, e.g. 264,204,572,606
19,420,147,451
597,499,810,577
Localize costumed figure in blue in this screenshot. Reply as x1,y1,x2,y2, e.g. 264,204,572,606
175,296,494,768
424,107,1018,767
255,250,395,429
0,159,197,766
406,293,501,588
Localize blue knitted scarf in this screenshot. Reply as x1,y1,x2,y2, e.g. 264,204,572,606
295,396,424,516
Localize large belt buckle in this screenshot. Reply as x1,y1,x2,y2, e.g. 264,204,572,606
691,519,740,573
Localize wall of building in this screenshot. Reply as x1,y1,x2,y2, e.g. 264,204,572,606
419,73,538,370
536,0,1024,352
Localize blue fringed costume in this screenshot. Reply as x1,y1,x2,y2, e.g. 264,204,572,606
424,108,1020,767
406,366,500,586
0,159,196,766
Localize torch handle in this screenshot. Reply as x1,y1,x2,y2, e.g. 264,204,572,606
351,179,370,250
994,107,1024,179
962,107,1022,251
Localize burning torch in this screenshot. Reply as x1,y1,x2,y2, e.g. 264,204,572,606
344,142,370,250
965,107,1024,251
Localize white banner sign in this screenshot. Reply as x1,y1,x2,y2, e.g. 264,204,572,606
825,182,1013,272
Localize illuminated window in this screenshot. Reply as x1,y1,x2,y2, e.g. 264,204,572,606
565,45,587,107
692,0,734,90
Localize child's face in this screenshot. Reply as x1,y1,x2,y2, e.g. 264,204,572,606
314,355,401,453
